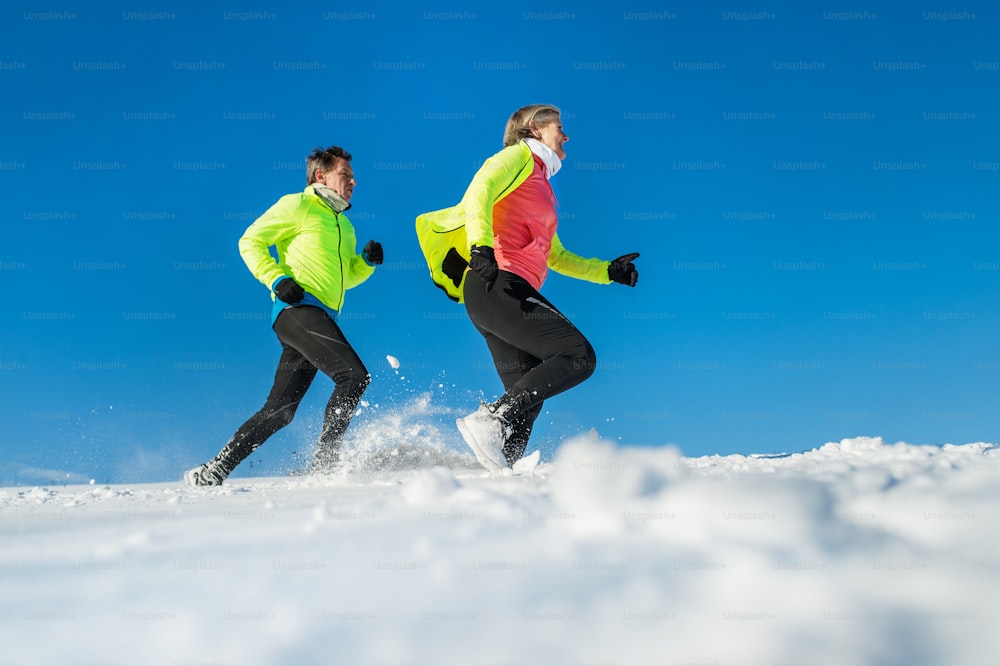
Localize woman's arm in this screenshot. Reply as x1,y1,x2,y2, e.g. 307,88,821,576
461,143,532,251
547,232,613,284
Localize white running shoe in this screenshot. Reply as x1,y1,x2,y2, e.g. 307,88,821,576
183,462,226,487
456,403,511,474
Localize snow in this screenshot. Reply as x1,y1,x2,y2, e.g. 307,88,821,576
386,354,401,370
3,434,999,665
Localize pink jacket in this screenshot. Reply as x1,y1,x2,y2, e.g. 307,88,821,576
492,154,558,290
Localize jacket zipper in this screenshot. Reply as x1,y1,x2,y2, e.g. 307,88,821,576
335,211,345,310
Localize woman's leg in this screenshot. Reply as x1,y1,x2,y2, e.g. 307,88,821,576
463,270,596,462
479,331,546,463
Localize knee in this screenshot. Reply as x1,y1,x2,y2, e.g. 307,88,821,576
278,405,298,428
569,339,597,381
335,363,370,393
264,403,298,430
356,371,371,393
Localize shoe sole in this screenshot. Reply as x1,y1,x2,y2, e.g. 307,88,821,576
456,416,507,474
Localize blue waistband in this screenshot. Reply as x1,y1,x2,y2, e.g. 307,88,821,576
271,293,338,326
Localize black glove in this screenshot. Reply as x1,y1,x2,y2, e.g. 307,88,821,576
468,245,498,285
363,240,383,266
608,252,640,287
274,277,305,303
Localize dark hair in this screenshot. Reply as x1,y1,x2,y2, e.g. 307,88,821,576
306,146,352,184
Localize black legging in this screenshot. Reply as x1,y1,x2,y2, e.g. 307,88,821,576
463,269,597,461
213,305,370,475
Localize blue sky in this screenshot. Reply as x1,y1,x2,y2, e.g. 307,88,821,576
2,1,998,484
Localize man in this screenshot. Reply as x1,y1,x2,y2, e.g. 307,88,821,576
184,146,383,486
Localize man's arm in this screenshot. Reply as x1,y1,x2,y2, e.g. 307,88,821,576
345,251,376,289
342,218,376,289
237,195,297,290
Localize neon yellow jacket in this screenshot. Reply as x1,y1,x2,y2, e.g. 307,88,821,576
415,142,611,302
463,142,612,285
239,185,374,314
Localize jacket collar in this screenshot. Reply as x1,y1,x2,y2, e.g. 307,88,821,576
308,184,352,213
524,138,561,178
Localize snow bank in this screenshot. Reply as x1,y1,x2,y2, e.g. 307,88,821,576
2,435,998,665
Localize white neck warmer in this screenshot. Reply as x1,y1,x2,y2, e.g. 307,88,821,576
312,185,351,213
525,138,562,178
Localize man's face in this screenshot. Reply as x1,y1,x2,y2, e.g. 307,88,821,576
315,158,356,202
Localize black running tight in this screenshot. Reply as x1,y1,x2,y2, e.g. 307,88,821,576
463,270,597,460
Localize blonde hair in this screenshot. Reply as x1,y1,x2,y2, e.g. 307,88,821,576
502,104,561,147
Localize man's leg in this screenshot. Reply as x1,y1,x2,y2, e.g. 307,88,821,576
193,344,317,484
272,306,370,469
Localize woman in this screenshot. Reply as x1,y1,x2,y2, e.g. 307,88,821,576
455,104,640,473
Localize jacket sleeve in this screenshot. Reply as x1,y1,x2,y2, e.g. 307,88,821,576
342,216,376,290
238,195,298,290
461,144,530,251
345,252,376,289
548,232,613,284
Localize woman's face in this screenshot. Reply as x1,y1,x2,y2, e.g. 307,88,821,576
535,118,569,159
